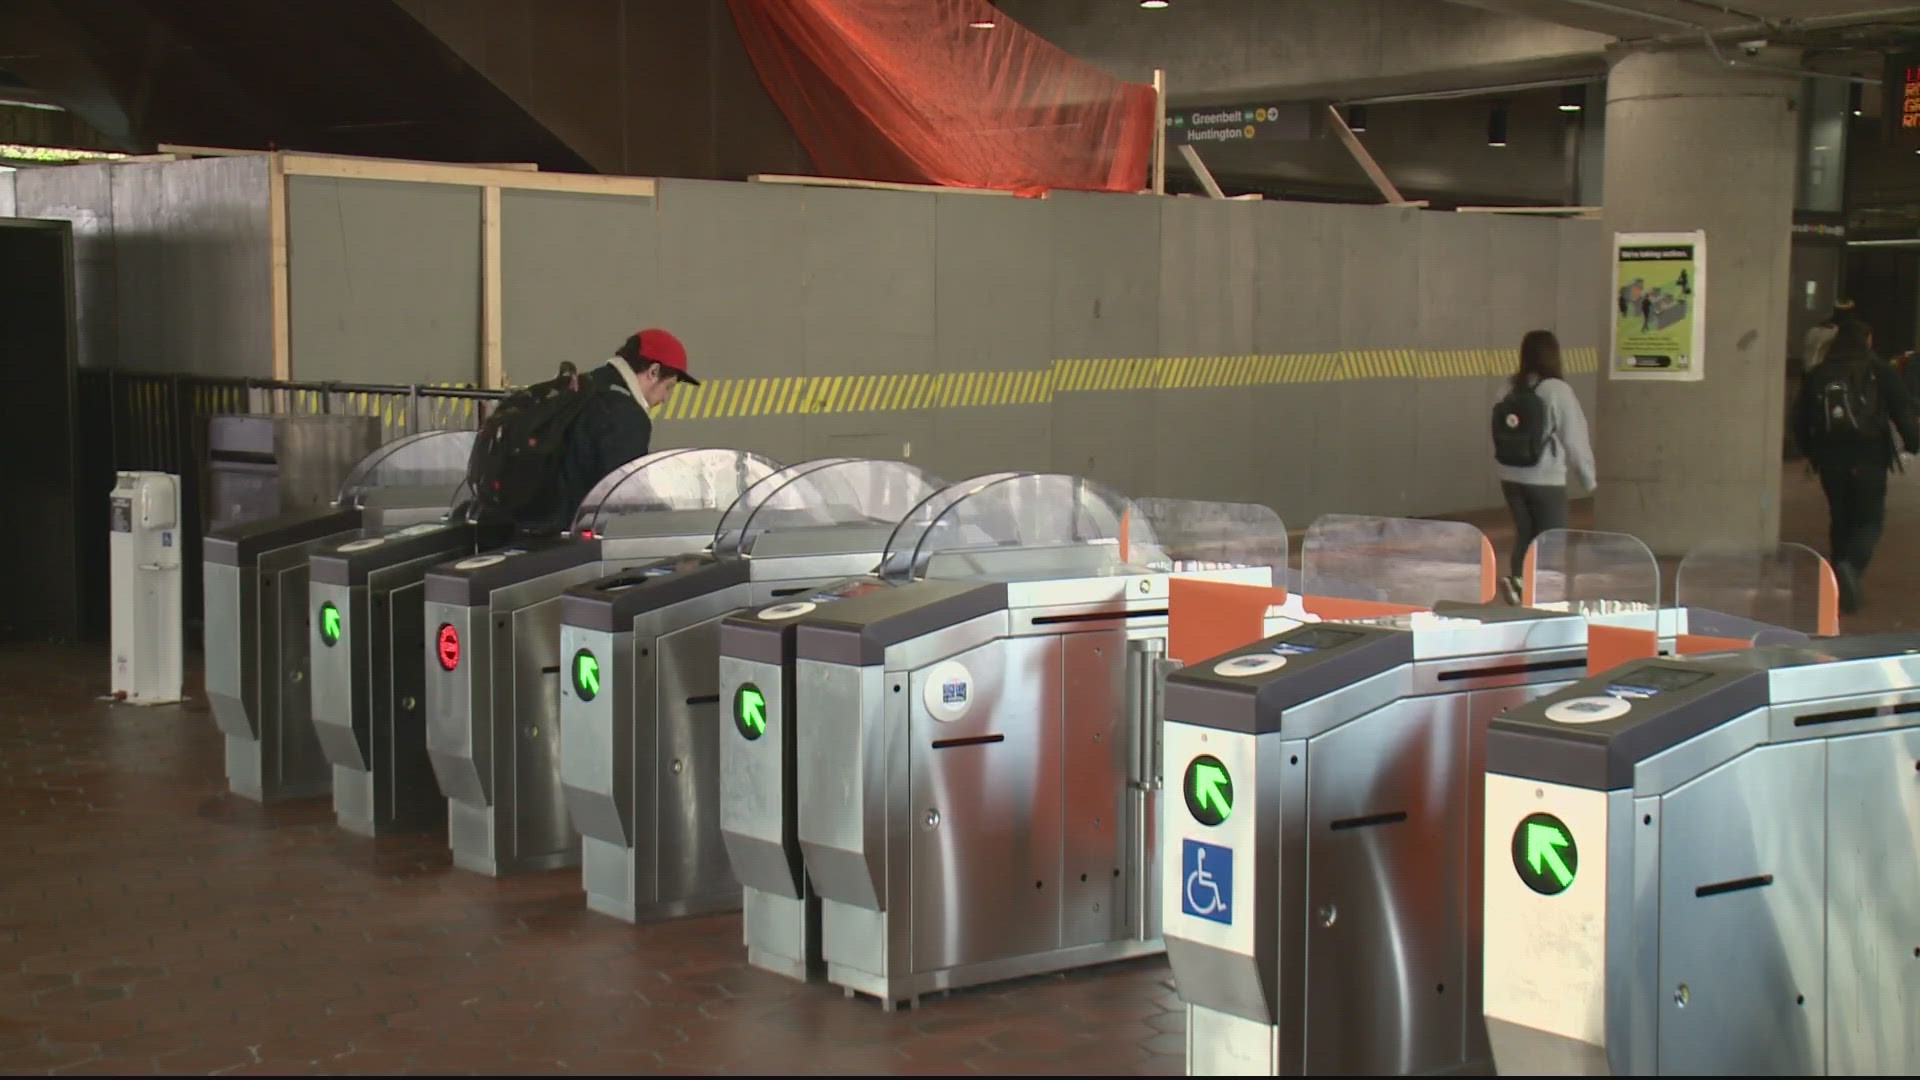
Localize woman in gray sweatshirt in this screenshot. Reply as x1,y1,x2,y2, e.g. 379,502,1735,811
1495,330,1597,603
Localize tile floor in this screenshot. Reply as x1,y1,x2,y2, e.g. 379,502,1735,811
2,471,1912,1075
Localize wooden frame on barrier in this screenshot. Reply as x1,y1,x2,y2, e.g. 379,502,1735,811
242,151,660,386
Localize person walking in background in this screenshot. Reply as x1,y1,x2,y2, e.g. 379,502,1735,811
1794,317,1919,614
1802,299,1855,373
1490,329,1598,604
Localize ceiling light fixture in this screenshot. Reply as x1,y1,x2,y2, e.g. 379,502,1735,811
1559,85,1585,113
1141,0,1170,9
1346,105,1368,133
1849,83,1864,117
970,18,996,28
1488,105,1509,147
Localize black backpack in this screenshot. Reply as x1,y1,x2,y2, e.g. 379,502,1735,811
1815,365,1885,442
467,363,603,520
1492,381,1552,468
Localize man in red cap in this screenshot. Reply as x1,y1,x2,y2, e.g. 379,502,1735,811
552,327,700,523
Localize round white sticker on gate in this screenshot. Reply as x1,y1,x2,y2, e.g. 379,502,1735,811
1213,654,1287,678
1544,695,1631,725
455,553,507,571
758,601,817,622
923,661,975,722
338,537,387,553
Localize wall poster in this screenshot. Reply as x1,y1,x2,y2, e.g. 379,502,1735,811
1610,231,1705,382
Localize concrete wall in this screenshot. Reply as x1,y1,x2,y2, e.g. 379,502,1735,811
29,155,1600,523
12,156,272,376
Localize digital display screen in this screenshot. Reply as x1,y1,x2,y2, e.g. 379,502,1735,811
1270,625,1363,656
1605,666,1711,699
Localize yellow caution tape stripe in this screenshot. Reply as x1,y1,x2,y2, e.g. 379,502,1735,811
653,346,1597,421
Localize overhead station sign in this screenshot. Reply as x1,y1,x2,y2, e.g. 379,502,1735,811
1167,102,1310,145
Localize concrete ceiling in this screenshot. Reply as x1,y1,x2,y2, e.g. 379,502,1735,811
998,0,1920,110
1450,0,1920,44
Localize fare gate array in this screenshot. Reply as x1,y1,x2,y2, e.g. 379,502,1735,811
185,420,1920,1077
1160,532,1845,1076
1485,636,1920,1076
721,476,1293,1008
421,449,780,877
203,430,475,803
556,458,943,924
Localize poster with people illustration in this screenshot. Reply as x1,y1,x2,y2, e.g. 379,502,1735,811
1611,231,1705,382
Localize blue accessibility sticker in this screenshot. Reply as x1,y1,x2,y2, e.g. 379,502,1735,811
1180,838,1233,925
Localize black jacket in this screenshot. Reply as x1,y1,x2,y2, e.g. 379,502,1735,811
1795,347,1920,471
506,362,652,533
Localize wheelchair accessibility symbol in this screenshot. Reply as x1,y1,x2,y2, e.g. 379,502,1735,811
1181,838,1233,925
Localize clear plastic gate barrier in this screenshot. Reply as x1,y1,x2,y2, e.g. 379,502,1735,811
1524,528,1661,615
1127,498,1287,579
1299,514,1493,608
335,429,478,506
1674,540,1837,645
878,472,1143,583
712,458,944,558
570,448,782,538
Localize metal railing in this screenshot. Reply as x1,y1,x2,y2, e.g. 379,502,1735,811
79,370,506,633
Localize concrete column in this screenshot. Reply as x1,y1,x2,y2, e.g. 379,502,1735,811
1594,48,1801,555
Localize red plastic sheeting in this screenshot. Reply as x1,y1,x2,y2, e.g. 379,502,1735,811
729,0,1156,196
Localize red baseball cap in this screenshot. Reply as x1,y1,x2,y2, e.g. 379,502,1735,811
618,328,699,385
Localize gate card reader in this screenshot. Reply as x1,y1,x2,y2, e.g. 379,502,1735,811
557,458,942,925
1483,633,1920,1077
204,430,476,803
1162,602,1589,1077
421,449,779,877
309,520,511,836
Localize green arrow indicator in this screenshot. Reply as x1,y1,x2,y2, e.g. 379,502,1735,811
1528,823,1573,887
1183,755,1233,826
1512,812,1579,895
734,683,766,740
319,602,341,647
572,649,600,701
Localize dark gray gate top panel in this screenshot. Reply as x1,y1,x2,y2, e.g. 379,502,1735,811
204,507,361,566
1165,622,1412,736
1488,659,1768,791
560,555,746,632
794,580,1008,667
422,538,600,607
721,614,790,667
1491,633,1920,790
310,524,505,587
721,577,891,665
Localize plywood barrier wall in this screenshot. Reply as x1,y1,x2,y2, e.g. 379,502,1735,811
12,152,1601,523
